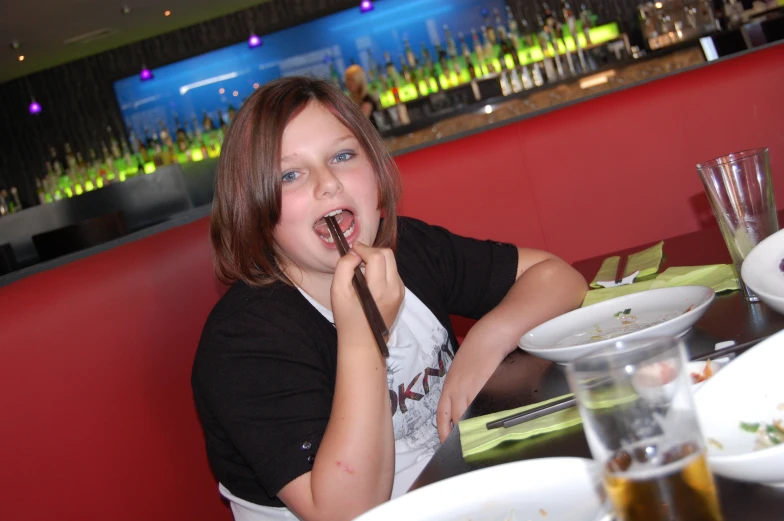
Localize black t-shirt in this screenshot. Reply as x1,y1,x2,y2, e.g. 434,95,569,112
191,216,518,507
362,94,380,129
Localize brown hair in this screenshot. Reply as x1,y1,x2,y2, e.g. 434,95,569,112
210,76,401,287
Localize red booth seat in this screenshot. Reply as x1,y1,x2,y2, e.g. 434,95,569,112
1,43,782,521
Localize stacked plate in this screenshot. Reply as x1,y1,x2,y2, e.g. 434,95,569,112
741,228,784,315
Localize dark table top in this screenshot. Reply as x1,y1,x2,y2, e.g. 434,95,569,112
410,216,784,520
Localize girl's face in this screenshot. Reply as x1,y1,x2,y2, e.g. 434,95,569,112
274,102,380,282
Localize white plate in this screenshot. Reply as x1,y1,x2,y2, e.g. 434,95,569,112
741,228,784,315
353,458,607,521
695,329,784,484
519,286,715,364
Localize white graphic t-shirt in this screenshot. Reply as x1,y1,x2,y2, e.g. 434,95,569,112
220,286,453,520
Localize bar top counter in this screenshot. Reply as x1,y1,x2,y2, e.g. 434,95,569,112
381,36,782,157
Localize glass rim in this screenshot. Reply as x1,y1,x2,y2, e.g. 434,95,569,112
568,336,682,372
696,147,769,170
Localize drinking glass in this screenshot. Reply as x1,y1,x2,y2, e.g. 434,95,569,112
696,148,778,302
567,337,723,521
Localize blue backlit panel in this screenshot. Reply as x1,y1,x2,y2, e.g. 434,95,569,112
113,0,505,136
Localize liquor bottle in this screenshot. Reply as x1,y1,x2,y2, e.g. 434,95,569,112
483,10,497,45
0,191,9,216
480,27,496,72
110,135,122,160
543,2,556,29
227,104,237,123
127,126,140,154
470,28,486,73
365,50,378,84
384,52,399,85
433,43,449,81
459,32,477,78
506,5,521,51
10,187,22,213
561,0,574,23
403,38,418,68
498,27,523,92
580,4,593,44
49,146,63,177
521,16,536,48
35,178,47,205
399,56,413,84
566,1,589,71
556,18,578,75
536,16,559,82
202,110,214,132
443,25,458,58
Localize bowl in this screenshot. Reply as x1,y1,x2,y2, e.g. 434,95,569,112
694,329,784,484
741,228,784,315
519,286,715,364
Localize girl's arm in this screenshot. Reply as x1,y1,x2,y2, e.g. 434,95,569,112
436,248,587,441
279,244,402,521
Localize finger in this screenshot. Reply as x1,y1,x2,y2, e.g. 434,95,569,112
352,242,387,288
379,248,399,285
436,396,453,443
333,251,362,291
451,396,470,431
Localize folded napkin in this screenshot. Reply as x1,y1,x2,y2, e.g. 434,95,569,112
458,394,582,458
582,264,739,307
590,241,664,288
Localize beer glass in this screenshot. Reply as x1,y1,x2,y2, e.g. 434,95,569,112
696,148,778,302
567,337,723,521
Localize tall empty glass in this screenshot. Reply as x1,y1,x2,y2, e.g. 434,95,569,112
567,337,723,521
696,148,778,301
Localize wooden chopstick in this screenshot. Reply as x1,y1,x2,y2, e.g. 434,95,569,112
485,337,765,430
614,255,628,284
325,215,390,358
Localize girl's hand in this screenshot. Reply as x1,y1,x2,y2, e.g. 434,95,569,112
436,340,502,442
331,242,404,348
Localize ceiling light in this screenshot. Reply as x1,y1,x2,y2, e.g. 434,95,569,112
18,55,24,61
139,66,153,81
121,6,132,15
29,99,42,114
253,82,259,89
219,88,225,94
360,0,374,13
233,91,239,97
164,10,171,16
248,33,262,48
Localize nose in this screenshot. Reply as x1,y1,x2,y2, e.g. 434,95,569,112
313,166,343,199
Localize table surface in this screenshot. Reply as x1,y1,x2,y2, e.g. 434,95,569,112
410,216,784,520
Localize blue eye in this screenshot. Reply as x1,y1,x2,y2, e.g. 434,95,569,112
281,171,300,183
333,151,355,163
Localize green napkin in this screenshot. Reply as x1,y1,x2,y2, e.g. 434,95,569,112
582,264,739,307
590,241,664,288
458,394,582,458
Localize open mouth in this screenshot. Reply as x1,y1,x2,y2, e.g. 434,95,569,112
313,209,356,244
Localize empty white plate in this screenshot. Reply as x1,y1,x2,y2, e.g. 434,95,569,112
519,286,715,364
695,329,784,484
353,458,607,521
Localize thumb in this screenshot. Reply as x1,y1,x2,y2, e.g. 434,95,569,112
333,251,362,287
436,395,453,443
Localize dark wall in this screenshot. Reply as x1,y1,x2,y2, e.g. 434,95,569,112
0,0,644,208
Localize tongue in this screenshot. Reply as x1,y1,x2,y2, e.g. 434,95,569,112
314,210,354,239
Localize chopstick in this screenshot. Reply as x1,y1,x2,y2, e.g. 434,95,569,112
325,215,390,358
486,336,766,430
614,255,628,284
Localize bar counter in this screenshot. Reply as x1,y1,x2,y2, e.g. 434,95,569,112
383,44,707,155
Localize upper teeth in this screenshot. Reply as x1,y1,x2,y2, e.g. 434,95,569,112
324,209,343,218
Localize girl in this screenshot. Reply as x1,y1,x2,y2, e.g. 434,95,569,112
192,77,586,521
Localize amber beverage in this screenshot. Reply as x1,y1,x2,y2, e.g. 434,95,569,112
604,442,722,521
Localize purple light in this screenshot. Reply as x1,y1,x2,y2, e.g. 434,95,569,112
360,0,373,13
248,34,262,48
29,100,42,114
139,68,153,81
